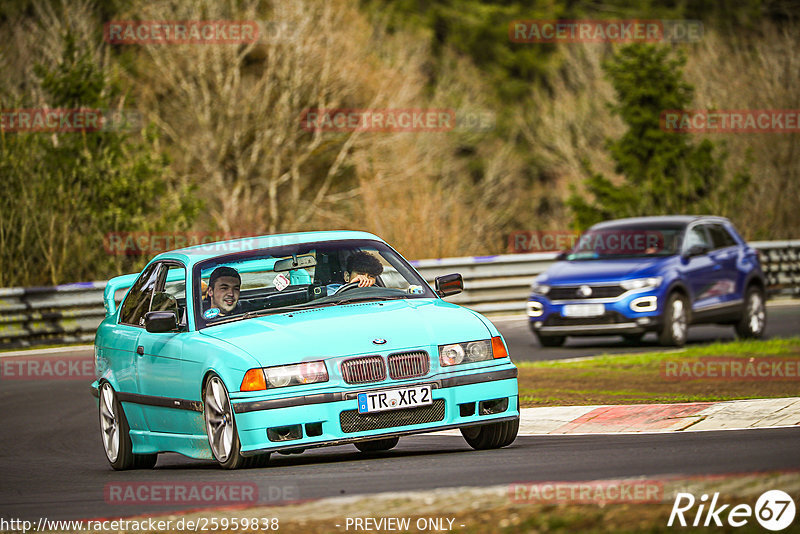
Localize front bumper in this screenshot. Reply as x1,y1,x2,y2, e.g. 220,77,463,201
230,366,519,456
528,289,664,337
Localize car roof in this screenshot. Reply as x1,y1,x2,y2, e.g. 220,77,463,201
590,215,731,230
149,230,385,266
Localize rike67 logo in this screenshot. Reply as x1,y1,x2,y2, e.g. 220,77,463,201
668,490,796,531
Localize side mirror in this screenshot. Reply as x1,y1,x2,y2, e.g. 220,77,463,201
145,311,178,333
555,251,569,261
435,273,463,297
682,243,710,259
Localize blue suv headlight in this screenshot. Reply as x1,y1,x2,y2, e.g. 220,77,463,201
531,282,551,295
620,277,663,291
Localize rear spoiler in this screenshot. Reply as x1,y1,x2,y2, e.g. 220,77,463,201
103,273,139,317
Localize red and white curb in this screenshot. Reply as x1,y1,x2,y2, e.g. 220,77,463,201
435,397,800,436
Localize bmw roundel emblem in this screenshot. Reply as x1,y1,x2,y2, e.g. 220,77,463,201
372,338,387,345
578,285,593,298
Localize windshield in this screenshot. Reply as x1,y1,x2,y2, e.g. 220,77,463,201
194,239,433,327
566,224,685,261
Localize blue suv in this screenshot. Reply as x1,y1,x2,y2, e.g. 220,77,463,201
528,216,767,347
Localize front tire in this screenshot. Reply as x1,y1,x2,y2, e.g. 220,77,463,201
99,382,157,470
354,437,399,452
203,375,270,469
658,292,689,347
735,286,766,339
622,333,645,343
460,418,519,450
535,333,566,347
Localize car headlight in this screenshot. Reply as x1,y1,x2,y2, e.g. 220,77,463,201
263,361,328,388
620,277,663,291
531,282,550,295
439,338,507,366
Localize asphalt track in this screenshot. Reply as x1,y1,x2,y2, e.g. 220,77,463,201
1,370,799,521
0,303,797,521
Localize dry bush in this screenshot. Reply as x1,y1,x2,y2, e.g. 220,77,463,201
338,47,530,258
515,42,624,231
131,0,425,236
686,24,800,239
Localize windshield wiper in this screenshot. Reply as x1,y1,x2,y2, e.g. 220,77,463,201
241,301,339,319
334,295,403,305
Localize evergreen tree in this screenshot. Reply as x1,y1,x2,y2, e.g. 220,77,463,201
568,44,749,230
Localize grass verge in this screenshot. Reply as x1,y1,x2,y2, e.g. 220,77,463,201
516,337,800,408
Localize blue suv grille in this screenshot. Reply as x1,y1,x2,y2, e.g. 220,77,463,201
549,285,626,300
544,311,628,326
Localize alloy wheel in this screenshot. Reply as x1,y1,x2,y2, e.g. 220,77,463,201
204,377,235,463
99,383,120,463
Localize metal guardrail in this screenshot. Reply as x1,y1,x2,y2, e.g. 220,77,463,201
2,241,799,349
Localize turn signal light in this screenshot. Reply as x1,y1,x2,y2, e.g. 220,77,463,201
491,336,508,359
240,368,267,391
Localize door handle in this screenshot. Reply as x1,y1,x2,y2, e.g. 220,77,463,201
136,346,144,355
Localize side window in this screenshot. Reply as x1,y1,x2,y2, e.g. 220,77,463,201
119,263,162,326
163,264,187,300
708,224,738,249
683,225,712,252
152,264,187,323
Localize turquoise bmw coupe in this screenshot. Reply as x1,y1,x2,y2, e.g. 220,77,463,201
92,231,519,469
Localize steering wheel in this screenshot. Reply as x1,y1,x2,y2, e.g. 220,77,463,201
333,281,361,295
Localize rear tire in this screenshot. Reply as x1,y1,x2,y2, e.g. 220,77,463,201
735,286,766,339
535,333,566,347
658,293,689,347
460,418,519,450
99,382,157,470
354,437,399,452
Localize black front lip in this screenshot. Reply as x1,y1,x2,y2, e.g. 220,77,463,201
231,367,518,414
239,414,521,457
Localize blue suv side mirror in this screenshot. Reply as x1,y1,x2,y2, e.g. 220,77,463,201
682,244,711,259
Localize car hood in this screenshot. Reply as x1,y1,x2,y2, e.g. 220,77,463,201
199,299,491,366
540,258,668,285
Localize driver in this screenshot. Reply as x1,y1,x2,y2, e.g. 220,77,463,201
206,266,242,316
343,251,384,288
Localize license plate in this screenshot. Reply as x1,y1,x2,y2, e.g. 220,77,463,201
357,385,432,414
563,303,605,317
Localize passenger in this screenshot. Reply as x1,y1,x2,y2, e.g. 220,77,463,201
344,251,384,288
206,266,242,316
